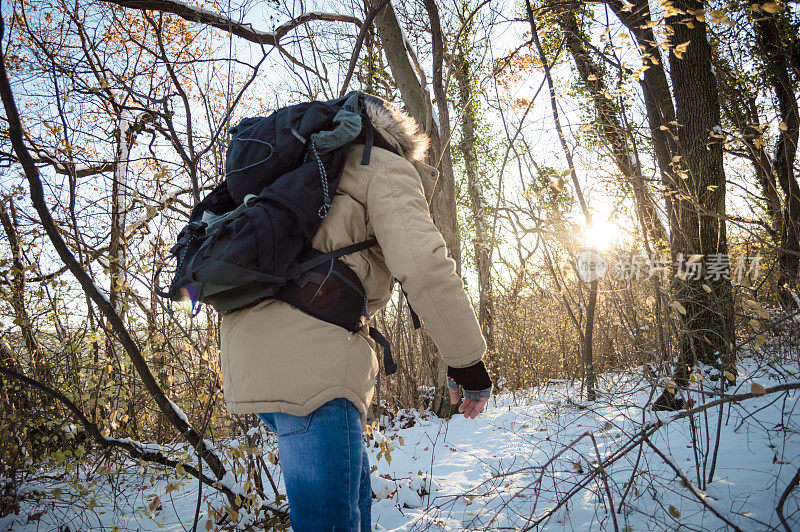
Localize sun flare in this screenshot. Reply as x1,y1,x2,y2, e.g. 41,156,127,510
582,219,620,250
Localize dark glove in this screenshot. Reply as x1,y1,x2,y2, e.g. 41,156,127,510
447,361,492,401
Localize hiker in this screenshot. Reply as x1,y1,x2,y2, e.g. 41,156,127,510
219,95,491,531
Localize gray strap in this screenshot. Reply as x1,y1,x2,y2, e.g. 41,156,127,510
201,194,258,231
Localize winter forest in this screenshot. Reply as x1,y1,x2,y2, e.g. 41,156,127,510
0,0,799,530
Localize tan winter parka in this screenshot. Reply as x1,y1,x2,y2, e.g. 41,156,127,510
220,100,486,420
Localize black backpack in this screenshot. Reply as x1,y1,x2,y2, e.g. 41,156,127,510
156,92,400,373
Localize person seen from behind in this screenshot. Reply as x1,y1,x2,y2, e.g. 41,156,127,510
220,95,491,531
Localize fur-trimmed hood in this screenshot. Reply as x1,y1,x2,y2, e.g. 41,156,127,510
363,95,438,202
364,96,429,163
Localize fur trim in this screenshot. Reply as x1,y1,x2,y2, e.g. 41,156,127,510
364,97,430,162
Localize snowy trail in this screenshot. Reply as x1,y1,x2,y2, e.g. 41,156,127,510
2,358,798,531
368,364,799,531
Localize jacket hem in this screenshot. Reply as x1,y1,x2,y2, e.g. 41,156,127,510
225,387,370,423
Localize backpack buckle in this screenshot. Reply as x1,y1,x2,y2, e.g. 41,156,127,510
187,220,206,234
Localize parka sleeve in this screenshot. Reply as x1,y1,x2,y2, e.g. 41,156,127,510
366,158,486,368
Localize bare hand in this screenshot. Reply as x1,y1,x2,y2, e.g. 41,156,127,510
449,387,488,419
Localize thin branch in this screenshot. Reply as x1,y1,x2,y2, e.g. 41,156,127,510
0,148,115,178
643,436,743,531
777,464,800,532
590,433,619,532
0,246,109,286
339,0,389,97
101,0,360,46
527,0,589,220
521,380,800,529
0,363,287,519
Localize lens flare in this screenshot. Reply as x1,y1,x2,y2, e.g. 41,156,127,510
582,219,618,250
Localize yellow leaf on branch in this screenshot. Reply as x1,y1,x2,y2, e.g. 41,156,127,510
673,41,690,59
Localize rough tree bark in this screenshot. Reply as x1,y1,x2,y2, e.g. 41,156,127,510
605,0,735,385
375,0,464,416
420,0,461,273
665,0,734,383
453,33,494,366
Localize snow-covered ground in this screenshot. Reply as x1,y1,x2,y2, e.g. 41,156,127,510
2,356,798,531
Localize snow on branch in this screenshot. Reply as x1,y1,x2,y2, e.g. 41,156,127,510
101,0,362,46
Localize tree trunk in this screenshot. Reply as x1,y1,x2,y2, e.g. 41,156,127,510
453,37,494,371
751,2,800,306
0,198,42,412
607,0,735,383
607,0,679,236
584,280,598,401
420,0,461,275
716,60,783,242
0,50,233,492
666,0,734,383
375,0,463,417
0,199,41,375
109,118,130,315
528,3,597,400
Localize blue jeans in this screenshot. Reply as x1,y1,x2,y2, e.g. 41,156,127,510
258,398,371,531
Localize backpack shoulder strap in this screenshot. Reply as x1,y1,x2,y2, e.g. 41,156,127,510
361,111,374,166
297,238,378,274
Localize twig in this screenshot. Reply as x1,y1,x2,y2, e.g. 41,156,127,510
590,433,619,532
0,15,232,494
0,364,287,519
706,391,725,485
643,436,743,531
617,387,656,512
776,464,800,532
339,0,389,97
192,381,218,532
521,380,800,529
527,0,597,401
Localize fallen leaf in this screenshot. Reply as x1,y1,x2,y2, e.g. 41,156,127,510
744,299,770,319
754,335,766,350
